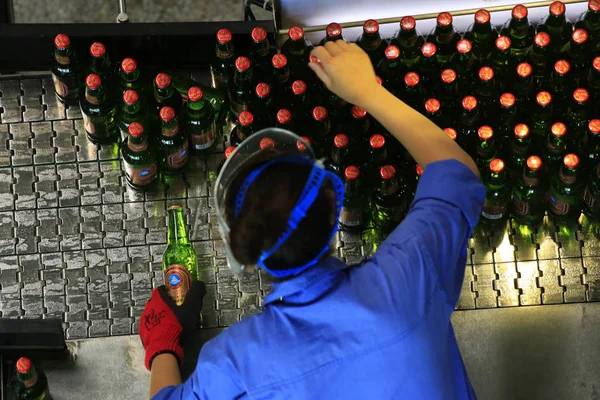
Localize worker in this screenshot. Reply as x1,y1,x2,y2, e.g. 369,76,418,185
139,40,485,399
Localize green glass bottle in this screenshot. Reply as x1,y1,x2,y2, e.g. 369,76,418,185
543,122,568,175
290,80,311,122
488,36,514,83
547,153,583,225
451,39,476,88
576,0,600,48
80,73,118,144
210,28,236,89
474,125,498,170
372,165,407,233
184,86,216,155
529,32,552,90
163,204,198,306
51,33,79,104
436,68,458,104
529,91,553,143
566,88,592,145
230,111,255,147
562,28,591,75
154,73,182,114
501,4,535,62
251,27,275,81
537,1,573,53
327,133,351,177
584,161,600,220
276,108,296,132
493,93,518,143
361,134,390,187
423,98,444,126
10,357,51,400
340,166,368,231
346,105,370,141
281,26,311,73
588,57,600,115
457,95,482,152
356,19,387,67
391,16,424,70
464,9,498,65
512,62,535,111
252,82,274,129
228,56,255,118
474,66,499,112
271,54,291,93
578,119,600,174
400,71,423,110
118,89,146,142
504,123,532,178
428,12,461,66
88,42,113,81
480,158,511,227
118,58,142,96
549,59,574,108
121,122,158,189
512,155,547,226
378,45,403,93
309,106,331,157
418,42,440,88
158,106,189,174
321,22,347,45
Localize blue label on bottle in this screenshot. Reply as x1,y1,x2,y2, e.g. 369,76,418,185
169,274,182,288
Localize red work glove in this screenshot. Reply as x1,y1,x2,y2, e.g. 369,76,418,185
139,281,206,370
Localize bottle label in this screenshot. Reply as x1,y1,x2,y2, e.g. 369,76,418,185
162,123,179,137
584,186,596,209
124,161,158,186
341,207,363,227
481,203,505,220
512,195,530,216
23,373,38,388
55,54,70,65
546,140,563,155
559,169,576,185
51,73,69,97
192,124,216,150
511,142,528,156
167,142,189,169
85,94,99,105
546,192,570,215
128,139,148,152
165,264,192,306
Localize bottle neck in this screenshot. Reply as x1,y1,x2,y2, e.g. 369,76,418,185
522,167,541,186
461,108,480,126
273,66,290,84
17,366,38,387
584,132,600,150
344,178,361,195
187,98,208,116
238,124,254,140
559,165,578,185
252,40,270,58
399,28,418,45
161,118,180,137
477,138,496,158
127,136,148,152
369,146,387,165
216,42,235,59
91,55,109,74
123,102,140,115
85,87,103,105
121,69,140,83
168,209,189,245
360,32,382,50
234,69,253,86
155,86,173,101
486,170,506,188
379,177,399,196
547,14,566,27
54,47,71,65
331,146,349,167
473,21,493,34
546,133,566,154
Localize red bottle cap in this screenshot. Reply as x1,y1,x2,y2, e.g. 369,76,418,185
309,55,320,63
364,19,379,34
437,12,453,27
271,53,287,69
217,28,233,44
421,42,437,57
573,88,589,103
425,98,441,113
475,9,491,24
123,90,139,105
16,358,32,374
380,165,396,179
345,166,360,180
512,4,528,19
225,146,237,159
490,158,505,173
591,0,600,12
554,60,570,75
385,45,400,60
589,119,600,134
572,28,589,44
251,27,267,42
401,16,416,31
534,32,551,48
259,137,275,149
404,72,420,87
376,76,383,86
441,69,457,84
86,74,101,89
128,122,144,137
188,86,203,102
564,153,579,168
296,137,309,151
594,56,600,72
351,106,367,119
312,106,328,121
121,58,137,73
160,106,176,122
496,36,511,51
517,62,533,78
334,133,349,148
289,26,304,41
277,109,291,124
550,1,566,16
255,82,271,98
527,155,542,171
552,122,567,137
239,111,254,126
235,56,251,72
536,91,552,106
416,165,424,177
300,136,312,146
456,39,473,54
462,96,478,111
370,134,385,149
155,73,171,89
54,34,70,49
291,80,307,95
478,66,494,81
326,22,343,38
90,42,105,57
514,123,530,138
478,125,494,140
444,127,457,141
500,93,516,108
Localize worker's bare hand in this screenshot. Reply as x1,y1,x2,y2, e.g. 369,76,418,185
308,41,380,109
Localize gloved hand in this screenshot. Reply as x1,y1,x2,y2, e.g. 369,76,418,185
139,280,206,370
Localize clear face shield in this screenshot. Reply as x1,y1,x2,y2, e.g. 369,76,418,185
214,128,318,279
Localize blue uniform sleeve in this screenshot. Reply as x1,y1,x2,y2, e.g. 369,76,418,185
371,159,485,306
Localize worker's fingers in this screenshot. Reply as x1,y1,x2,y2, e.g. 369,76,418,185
334,40,351,51
324,40,345,57
308,61,332,89
348,43,363,53
310,46,333,66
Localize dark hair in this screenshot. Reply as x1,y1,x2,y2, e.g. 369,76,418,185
225,150,334,273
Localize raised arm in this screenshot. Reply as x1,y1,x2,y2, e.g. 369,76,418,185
309,41,479,177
